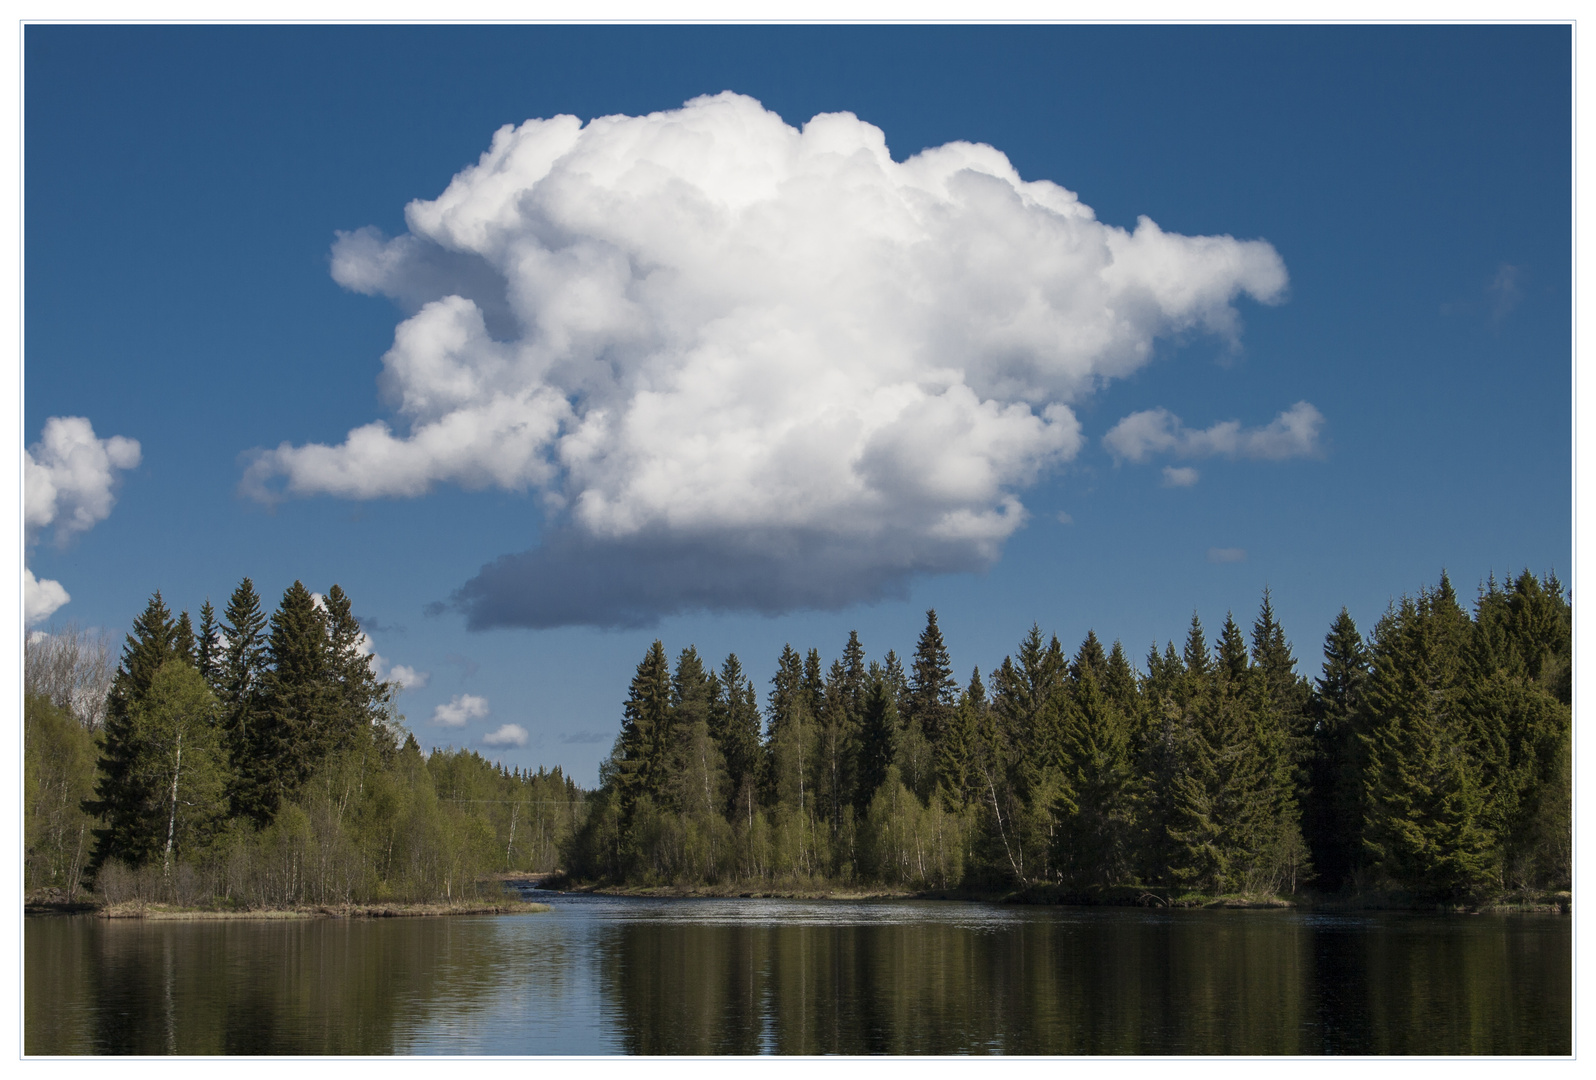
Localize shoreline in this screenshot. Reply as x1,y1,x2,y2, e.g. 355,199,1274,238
25,899,552,920
535,880,1570,914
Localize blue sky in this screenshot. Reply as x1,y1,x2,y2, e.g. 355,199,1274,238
23,25,1570,784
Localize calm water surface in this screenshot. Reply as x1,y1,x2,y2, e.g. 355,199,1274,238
25,891,1570,1055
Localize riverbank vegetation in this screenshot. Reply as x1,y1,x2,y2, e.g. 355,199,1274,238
24,579,583,911
563,569,1570,907
26,567,1569,912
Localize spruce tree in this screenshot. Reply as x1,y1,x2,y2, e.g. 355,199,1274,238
1250,589,1312,766
1304,608,1370,890
219,578,270,821
321,585,390,759
841,630,868,721
667,646,728,830
173,611,196,666
195,600,221,691
611,640,673,821
1361,597,1497,899
906,610,958,754
1054,665,1134,888
85,591,185,874
1068,631,1108,688
817,659,856,835
936,666,983,809
250,581,335,823
855,663,899,811
714,654,764,824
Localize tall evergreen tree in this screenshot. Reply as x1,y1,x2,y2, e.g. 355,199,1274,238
1360,597,1497,899
85,591,186,874
841,631,868,720
714,654,764,826
219,578,270,821
905,609,958,755
195,600,221,692
1054,665,1135,888
936,666,983,809
322,584,390,758
1304,608,1370,889
667,646,729,837
251,581,335,822
610,640,673,821
817,658,857,836
767,644,815,815
855,663,899,811
173,611,196,666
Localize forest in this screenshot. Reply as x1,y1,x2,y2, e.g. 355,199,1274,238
564,569,1571,904
23,567,1570,909
24,579,582,908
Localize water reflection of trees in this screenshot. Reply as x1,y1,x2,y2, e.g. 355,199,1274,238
26,907,1570,1055
597,909,1569,1055
26,916,561,1055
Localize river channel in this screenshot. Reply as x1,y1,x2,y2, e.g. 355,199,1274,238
25,891,1570,1055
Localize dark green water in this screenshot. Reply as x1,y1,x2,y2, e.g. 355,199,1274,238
25,893,1570,1055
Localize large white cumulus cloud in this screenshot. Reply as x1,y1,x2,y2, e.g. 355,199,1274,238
243,93,1288,628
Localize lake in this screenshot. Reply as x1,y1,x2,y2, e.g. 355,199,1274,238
25,891,1570,1055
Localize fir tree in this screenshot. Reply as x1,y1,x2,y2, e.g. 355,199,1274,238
85,591,186,874
322,584,390,759
1360,598,1497,899
1054,665,1135,888
855,663,899,811
714,654,764,825
173,611,196,667
906,610,958,754
251,580,335,822
611,640,673,821
195,600,221,691
817,658,857,836
1304,607,1370,890
219,578,270,821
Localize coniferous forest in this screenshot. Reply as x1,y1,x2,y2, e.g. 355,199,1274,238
564,569,1571,905
24,578,582,909
23,568,1569,909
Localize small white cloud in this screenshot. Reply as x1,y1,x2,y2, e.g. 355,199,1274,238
24,568,70,627
432,693,489,727
482,723,529,748
24,416,141,625
1162,466,1200,487
26,416,141,546
386,664,430,691
1104,402,1323,464
1055,511,1073,525
1208,547,1248,564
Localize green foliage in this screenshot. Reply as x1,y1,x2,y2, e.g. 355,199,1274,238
86,591,188,874
25,693,99,900
43,577,586,910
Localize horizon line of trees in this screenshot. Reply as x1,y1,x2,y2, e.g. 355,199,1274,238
24,578,582,907
564,569,1571,902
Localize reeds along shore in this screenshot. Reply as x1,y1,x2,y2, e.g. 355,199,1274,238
25,568,1571,911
